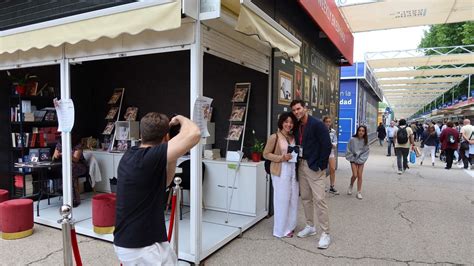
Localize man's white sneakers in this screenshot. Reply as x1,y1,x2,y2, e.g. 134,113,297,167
297,225,317,238
318,232,331,249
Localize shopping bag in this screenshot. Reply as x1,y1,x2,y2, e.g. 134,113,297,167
414,147,422,157
409,150,416,164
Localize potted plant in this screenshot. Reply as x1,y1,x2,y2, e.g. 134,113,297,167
251,130,265,162
6,71,37,96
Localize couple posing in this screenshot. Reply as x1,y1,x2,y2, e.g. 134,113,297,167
263,100,333,249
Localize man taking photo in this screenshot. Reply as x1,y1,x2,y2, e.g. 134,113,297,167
113,113,200,265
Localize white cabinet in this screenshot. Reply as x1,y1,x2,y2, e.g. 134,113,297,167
83,150,123,193
203,160,268,217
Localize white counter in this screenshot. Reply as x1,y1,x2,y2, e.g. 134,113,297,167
83,150,268,217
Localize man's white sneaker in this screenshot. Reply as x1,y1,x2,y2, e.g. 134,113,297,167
356,192,363,200
318,232,331,249
297,225,317,238
347,185,353,195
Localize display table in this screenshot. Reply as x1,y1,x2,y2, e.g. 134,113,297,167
83,150,267,217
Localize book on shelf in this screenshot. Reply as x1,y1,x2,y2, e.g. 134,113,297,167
24,112,35,122
39,148,51,161
29,148,40,163
33,110,47,121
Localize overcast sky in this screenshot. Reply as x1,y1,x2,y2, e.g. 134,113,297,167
353,26,429,62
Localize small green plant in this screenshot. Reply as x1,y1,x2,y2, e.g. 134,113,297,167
6,71,37,86
251,130,265,153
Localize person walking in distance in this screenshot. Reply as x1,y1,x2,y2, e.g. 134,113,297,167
290,100,332,249
419,125,438,167
263,112,299,238
323,116,339,195
377,122,386,146
439,121,459,170
459,119,474,169
394,119,415,175
386,121,396,156
113,113,200,265
345,125,370,199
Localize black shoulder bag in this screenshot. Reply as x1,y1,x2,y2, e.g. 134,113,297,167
264,133,279,175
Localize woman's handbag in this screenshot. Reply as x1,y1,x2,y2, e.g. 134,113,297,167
264,134,278,175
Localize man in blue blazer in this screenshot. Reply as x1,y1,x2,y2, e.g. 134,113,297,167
291,100,332,249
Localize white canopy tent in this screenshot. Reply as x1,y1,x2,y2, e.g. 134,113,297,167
365,45,474,118
338,0,474,33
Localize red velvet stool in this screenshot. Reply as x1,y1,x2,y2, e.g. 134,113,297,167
92,193,116,234
0,199,34,239
0,189,9,231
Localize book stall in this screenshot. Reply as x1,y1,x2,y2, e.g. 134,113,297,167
0,1,352,264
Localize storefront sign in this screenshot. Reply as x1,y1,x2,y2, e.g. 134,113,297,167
298,0,354,64
339,83,356,109
200,0,220,20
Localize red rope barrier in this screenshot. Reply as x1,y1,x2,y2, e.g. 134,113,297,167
167,193,177,242
70,228,83,266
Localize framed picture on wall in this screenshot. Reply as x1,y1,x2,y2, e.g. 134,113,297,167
278,70,293,105
231,86,249,103
294,66,303,101
304,75,310,102
311,73,318,107
229,106,246,121
318,79,325,109
302,41,309,67
226,125,244,141
124,107,138,121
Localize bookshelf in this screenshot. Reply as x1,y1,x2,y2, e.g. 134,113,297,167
8,94,59,198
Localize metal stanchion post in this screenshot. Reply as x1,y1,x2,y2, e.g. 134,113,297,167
172,177,182,256
58,204,73,266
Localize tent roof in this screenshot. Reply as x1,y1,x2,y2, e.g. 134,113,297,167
365,45,474,118
338,0,474,33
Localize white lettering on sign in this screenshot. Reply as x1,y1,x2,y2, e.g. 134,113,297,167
394,9,427,18
318,0,346,43
340,99,352,105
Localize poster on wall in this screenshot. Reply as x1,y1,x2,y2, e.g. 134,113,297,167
278,70,293,105
304,75,310,102
318,79,325,110
302,41,310,67
294,66,303,100
311,73,318,107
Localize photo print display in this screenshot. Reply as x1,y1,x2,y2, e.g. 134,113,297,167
229,106,246,122
278,70,293,105
304,75,310,102
231,85,249,103
294,66,303,101
108,90,123,104
105,107,119,120
227,125,244,141
311,73,318,107
102,122,115,135
124,107,138,121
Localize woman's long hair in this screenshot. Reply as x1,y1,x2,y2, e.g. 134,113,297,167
353,125,368,145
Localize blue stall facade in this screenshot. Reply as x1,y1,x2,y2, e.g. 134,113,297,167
338,62,383,154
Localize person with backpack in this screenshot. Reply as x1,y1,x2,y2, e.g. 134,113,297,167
439,121,460,169
394,119,415,175
419,125,438,167
263,112,298,238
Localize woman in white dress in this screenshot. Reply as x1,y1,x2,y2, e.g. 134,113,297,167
263,112,298,238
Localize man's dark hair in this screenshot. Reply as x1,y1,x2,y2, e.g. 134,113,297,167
446,121,454,128
277,112,297,130
140,112,170,145
399,119,407,126
290,100,305,108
